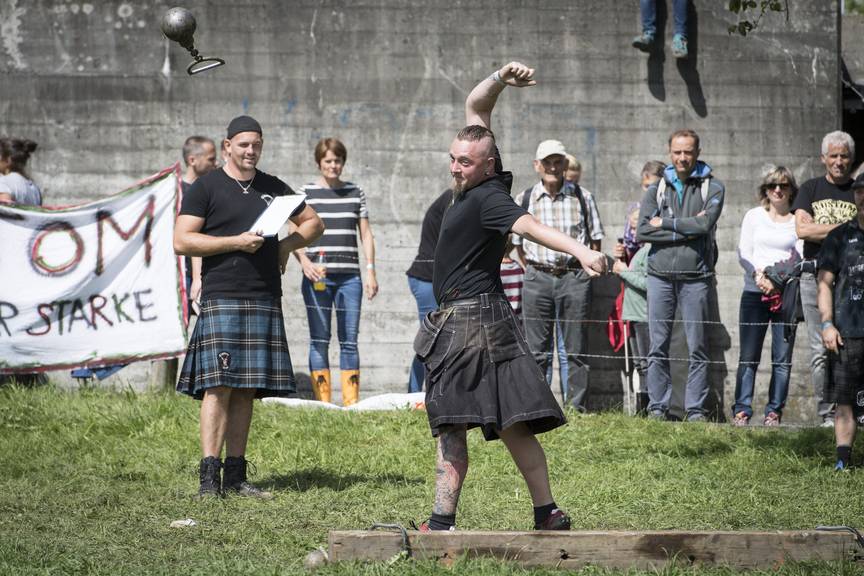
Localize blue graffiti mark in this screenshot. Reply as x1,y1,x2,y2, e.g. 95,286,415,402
285,98,297,114
242,97,249,114
414,107,433,119
338,108,351,127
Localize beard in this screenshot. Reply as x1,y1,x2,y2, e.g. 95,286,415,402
451,178,466,198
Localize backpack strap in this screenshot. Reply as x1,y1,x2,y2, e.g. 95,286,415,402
520,186,532,211
572,183,592,240
655,178,667,211
700,177,710,205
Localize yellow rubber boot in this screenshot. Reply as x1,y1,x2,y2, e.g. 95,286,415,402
310,369,331,403
341,369,360,407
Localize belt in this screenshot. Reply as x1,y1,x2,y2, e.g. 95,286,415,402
527,261,580,277
441,293,507,307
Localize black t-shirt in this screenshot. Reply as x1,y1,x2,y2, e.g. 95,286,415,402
406,189,453,282
432,173,526,304
179,168,303,299
819,219,864,338
791,176,856,260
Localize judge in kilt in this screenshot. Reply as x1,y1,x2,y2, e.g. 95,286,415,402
414,63,607,532
174,116,324,498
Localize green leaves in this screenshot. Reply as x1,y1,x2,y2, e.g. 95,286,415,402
727,0,789,37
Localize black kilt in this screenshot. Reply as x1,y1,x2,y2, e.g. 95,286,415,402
414,293,566,441
178,298,296,400
826,337,864,406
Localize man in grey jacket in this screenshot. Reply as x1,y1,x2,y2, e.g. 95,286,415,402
636,129,725,421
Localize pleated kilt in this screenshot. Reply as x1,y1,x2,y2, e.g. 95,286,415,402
414,293,566,441
177,298,296,400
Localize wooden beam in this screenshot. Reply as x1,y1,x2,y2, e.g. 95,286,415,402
328,530,860,570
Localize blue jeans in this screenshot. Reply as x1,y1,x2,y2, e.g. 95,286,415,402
733,290,794,418
640,0,688,37
646,275,710,418
301,273,362,371
544,321,570,388
407,275,437,393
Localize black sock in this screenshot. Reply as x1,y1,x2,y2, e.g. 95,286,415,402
837,445,852,465
428,513,456,531
533,502,557,526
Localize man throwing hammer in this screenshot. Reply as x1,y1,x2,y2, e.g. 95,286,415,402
414,62,607,531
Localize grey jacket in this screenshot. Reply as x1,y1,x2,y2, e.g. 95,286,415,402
636,168,725,279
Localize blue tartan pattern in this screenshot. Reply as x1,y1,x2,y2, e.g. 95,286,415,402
178,298,296,399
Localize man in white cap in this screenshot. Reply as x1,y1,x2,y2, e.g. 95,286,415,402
514,140,605,411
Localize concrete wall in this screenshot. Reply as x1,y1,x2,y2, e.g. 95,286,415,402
0,0,842,422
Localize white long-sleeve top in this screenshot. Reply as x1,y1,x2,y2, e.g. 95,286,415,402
737,206,801,292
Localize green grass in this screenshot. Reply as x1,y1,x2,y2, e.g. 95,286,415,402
1,385,863,575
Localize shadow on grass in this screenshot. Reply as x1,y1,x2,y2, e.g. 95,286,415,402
262,467,424,492
642,426,833,462
742,427,834,459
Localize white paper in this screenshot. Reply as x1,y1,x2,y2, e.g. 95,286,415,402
248,193,306,236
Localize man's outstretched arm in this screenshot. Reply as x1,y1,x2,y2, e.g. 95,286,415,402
465,62,536,128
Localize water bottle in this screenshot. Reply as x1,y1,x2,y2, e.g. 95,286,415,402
313,250,327,291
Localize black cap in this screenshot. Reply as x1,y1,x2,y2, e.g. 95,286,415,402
226,115,262,139
852,173,864,190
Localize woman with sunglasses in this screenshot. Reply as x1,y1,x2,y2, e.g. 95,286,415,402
733,166,802,426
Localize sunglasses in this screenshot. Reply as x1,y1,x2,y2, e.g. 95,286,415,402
764,182,791,191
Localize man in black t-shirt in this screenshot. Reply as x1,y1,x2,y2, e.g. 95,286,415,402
414,63,606,532
180,135,218,314
405,189,452,393
818,173,864,470
792,130,857,427
174,116,323,498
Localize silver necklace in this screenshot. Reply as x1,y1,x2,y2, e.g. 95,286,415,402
232,172,256,194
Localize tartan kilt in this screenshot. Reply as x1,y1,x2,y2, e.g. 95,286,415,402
178,298,296,400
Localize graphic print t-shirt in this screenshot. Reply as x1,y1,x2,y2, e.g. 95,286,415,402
791,176,856,260
820,219,864,338
180,168,303,299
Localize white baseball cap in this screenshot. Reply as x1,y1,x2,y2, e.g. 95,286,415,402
535,139,567,161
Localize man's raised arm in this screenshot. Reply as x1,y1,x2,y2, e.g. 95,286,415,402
465,62,536,128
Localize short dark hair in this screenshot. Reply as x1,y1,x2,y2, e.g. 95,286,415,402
456,125,496,157
314,137,348,165
182,136,214,166
668,129,700,150
0,137,38,178
641,160,666,178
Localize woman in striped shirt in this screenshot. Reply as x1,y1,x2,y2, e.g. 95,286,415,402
294,138,378,406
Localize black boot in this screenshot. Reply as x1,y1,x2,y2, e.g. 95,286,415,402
223,456,272,499
197,456,222,498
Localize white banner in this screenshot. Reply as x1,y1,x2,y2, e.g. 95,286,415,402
0,166,187,373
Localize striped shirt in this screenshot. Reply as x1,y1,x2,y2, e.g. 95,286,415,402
512,181,604,266
500,259,524,316
301,182,368,273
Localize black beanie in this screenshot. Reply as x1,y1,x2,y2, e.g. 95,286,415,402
226,115,262,139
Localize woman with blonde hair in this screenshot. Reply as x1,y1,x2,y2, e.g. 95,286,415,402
733,165,801,426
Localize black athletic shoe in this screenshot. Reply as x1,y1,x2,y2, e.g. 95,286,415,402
534,509,571,531
223,456,272,499
197,456,222,498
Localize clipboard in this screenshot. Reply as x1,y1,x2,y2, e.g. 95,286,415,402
248,193,307,237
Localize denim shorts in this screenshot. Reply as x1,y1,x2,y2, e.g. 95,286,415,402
413,293,565,441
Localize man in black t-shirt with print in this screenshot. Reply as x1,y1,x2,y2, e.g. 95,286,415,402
414,63,606,532
792,130,857,427
818,172,864,470
174,116,324,498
